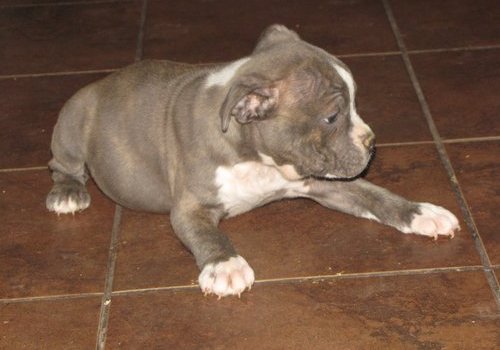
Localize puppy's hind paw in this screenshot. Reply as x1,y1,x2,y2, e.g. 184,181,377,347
46,184,90,215
406,203,460,240
198,256,255,298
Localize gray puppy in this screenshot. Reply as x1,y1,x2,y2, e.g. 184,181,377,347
46,25,459,298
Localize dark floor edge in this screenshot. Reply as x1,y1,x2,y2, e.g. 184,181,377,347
0,0,131,9
382,0,500,309
95,205,122,350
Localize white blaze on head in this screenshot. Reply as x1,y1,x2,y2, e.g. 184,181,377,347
205,57,251,87
332,63,373,150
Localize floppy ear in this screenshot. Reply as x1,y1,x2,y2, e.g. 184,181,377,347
220,75,279,132
254,24,300,53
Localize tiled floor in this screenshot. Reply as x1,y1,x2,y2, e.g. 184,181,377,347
1,0,499,349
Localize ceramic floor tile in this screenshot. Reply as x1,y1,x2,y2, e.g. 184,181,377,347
0,297,101,349
143,0,397,63
0,73,106,169
411,50,500,140
112,145,480,292
390,0,500,50
0,1,141,75
106,271,499,349
446,141,500,265
113,208,199,291
0,170,115,298
2,2,499,348
342,55,432,144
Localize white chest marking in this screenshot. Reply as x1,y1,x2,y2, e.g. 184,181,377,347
205,57,251,87
215,161,309,217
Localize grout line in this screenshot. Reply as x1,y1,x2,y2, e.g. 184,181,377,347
95,205,122,350
442,136,500,144
95,5,147,348
0,69,117,80
112,284,199,296
336,51,401,58
0,166,47,173
0,0,131,9
134,0,148,62
376,140,434,147
382,0,500,309
1,47,499,81
109,266,483,297
408,44,500,55
0,134,498,174
376,136,500,148
0,292,103,305
0,266,485,304
255,266,484,285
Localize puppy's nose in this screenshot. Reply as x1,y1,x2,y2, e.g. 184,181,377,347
362,132,375,150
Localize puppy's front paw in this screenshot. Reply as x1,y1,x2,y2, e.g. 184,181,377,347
198,256,255,298
407,203,460,240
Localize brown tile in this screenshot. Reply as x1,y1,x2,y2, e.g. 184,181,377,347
113,209,199,291
411,50,500,139
143,0,397,63
0,297,100,349
113,145,480,291
343,55,432,144
0,2,141,75
446,141,500,264
0,170,115,298
390,0,500,50
106,271,499,349
0,73,106,169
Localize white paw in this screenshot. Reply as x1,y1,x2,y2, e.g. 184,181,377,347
49,197,89,215
198,256,255,298
407,203,460,240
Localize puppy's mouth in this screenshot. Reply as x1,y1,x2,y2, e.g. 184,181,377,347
311,147,376,181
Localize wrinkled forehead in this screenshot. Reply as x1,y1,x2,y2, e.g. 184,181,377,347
284,55,355,105
308,43,357,94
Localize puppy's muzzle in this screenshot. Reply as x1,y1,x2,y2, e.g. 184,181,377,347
362,131,376,152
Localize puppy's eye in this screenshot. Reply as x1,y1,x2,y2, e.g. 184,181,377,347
323,112,338,124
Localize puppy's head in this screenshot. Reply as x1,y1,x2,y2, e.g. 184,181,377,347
220,24,375,180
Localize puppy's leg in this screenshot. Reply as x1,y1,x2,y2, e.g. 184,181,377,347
46,161,90,215
46,102,91,215
306,178,459,239
170,201,255,298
